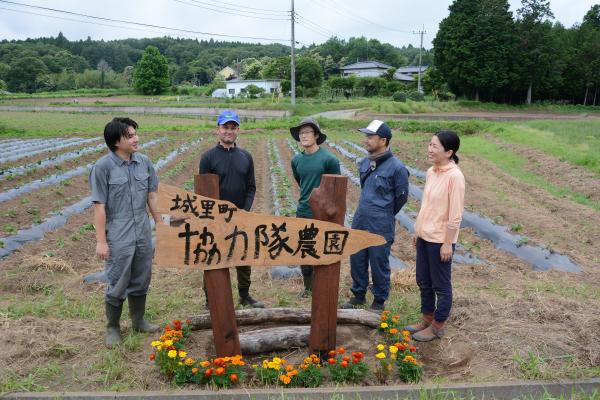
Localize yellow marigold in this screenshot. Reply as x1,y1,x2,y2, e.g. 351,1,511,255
200,360,210,368
389,345,398,354
375,352,386,359
252,364,258,368
279,374,291,385
156,345,162,351
401,330,410,337
262,360,269,368
151,341,162,348
167,350,177,359
273,357,281,364
185,358,194,366
164,339,173,347
267,362,277,369
178,361,183,366
377,344,385,351
178,351,187,358
303,357,311,364
403,355,416,363
380,322,389,329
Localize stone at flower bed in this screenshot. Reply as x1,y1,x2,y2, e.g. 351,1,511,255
270,266,302,279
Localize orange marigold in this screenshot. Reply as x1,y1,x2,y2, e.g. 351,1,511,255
229,373,238,382
215,367,225,376
327,358,336,364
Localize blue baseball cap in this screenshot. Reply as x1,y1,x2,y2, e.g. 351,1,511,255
358,119,392,139
217,110,240,126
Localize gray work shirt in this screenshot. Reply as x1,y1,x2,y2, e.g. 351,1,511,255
89,151,158,249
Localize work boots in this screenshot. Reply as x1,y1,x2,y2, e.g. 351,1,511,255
105,302,123,348
128,295,160,333
412,319,447,342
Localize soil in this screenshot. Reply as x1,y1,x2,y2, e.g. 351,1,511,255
1,131,599,392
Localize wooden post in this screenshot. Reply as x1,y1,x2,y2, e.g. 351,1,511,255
194,174,241,356
307,174,347,353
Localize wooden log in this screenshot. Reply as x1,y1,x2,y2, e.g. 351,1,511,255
239,326,310,354
308,174,347,353
195,174,241,357
187,308,380,330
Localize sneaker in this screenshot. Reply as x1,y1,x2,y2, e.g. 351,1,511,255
370,300,385,312
240,295,265,308
297,288,312,299
340,296,366,309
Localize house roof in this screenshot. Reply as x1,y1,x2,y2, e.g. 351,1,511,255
393,72,414,81
226,79,282,83
396,66,428,74
340,61,392,70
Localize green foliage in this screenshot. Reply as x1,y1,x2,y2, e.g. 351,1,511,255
133,46,170,95
295,56,323,90
408,90,425,102
244,84,265,99
392,91,407,102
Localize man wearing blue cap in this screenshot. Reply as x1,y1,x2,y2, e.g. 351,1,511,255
341,120,409,312
199,110,264,308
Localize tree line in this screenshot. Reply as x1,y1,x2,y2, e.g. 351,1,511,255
432,1,600,105
0,33,430,95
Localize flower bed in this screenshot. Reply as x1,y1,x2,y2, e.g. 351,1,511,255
150,310,424,388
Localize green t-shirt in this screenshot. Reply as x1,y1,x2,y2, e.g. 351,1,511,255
291,147,341,218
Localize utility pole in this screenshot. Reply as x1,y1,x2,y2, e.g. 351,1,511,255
290,0,296,105
413,25,426,94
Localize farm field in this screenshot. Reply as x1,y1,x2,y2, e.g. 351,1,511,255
0,110,599,394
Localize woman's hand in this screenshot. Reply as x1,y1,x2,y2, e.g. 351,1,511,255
440,243,453,262
96,242,110,260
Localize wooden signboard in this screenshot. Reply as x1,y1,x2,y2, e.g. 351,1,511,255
155,183,385,270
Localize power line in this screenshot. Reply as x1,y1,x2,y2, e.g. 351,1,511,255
295,12,336,37
179,0,289,17
0,0,288,41
189,0,288,14
322,0,413,33
174,0,289,20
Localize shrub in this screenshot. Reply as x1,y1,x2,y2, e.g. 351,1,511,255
408,90,425,102
392,91,407,102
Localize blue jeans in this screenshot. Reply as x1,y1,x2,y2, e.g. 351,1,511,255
415,238,454,322
350,241,392,303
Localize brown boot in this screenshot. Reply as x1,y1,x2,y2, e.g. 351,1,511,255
404,313,434,334
412,319,446,342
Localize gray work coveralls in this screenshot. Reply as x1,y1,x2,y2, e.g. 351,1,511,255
89,151,158,306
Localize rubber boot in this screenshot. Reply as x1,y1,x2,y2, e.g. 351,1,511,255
105,302,123,348
404,313,434,334
128,295,160,333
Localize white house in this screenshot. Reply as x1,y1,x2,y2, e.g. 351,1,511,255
223,79,282,98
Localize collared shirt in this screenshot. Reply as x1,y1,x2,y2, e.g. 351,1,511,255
414,161,465,244
89,151,158,247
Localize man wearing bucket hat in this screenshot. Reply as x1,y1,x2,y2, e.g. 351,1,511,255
341,120,409,312
290,117,341,298
199,110,264,308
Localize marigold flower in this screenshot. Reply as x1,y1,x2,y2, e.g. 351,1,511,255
185,358,194,366
286,364,294,372
200,360,210,367
342,356,350,362
185,319,192,324
273,357,281,364
280,374,291,385
156,345,162,351
229,373,238,382
377,344,385,351
300,364,308,369
341,360,349,368
288,369,298,377
204,368,212,377
389,345,398,354
191,367,198,374
149,354,155,361
402,330,410,337
164,339,173,347
352,357,360,364
337,347,345,354
328,350,336,357
178,362,183,366
409,345,417,352
215,367,225,376
380,322,389,329
396,342,407,351
167,350,177,359
178,351,187,358
375,352,386,359
327,358,336,364
151,341,162,348
389,328,398,335
214,357,224,366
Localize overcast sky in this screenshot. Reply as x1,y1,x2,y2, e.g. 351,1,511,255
0,0,597,48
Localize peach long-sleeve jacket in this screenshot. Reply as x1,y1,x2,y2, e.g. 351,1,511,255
414,161,465,244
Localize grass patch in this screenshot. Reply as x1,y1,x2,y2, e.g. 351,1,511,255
489,121,600,176
461,135,600,211
91,348,138,391
2,288,101,320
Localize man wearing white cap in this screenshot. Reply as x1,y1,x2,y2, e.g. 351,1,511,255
341,120,409,312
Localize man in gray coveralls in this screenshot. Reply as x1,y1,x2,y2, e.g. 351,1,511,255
89,117,161,347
